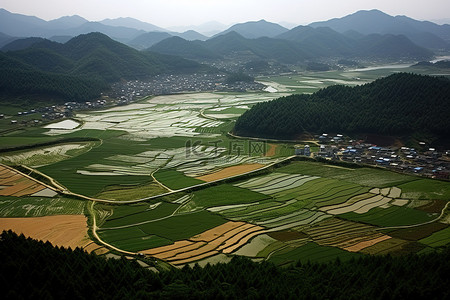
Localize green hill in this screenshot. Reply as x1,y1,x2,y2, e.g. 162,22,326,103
0,32,213,102
234,73,450,139
149,36,221,60
214,19,288,38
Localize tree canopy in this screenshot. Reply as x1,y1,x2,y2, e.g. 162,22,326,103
1,230,449,299
0,32,214,102
234,73,450,139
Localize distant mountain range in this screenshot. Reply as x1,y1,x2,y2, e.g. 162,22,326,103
0,8,208,49
146,10,450,64
1,8,450,71
168,21,230,37
310,9,450,50
1,8,450,103
149,27,434,64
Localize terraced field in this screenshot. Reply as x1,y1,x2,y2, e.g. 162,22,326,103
419,227,450,248
0,196,85,217
267,242,361,265
1,89,449,268
303,218,391,251
140,221,267,265
339,206,436,227
0,164,57,197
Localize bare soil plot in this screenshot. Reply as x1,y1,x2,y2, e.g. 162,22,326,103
13,183,46,197
0,215,90,250
1,182,44,196
155,242,207,260
140,221,266,265
153,223,257,262
190,221,245,242
6,181,36,195
344,235,392,252
264,144,278,157
196,163,264,182
1,174,23,185
0,165,51,197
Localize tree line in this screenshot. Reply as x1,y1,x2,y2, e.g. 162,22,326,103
234,73,450,139
0,67,109,102
1,230,448,299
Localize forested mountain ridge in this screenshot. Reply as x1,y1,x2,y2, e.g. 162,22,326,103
214,19,289,38
150,29,433,63
234,73,450,139
1,230,449,299
309,9,450,50
0,32,214,102
19,32,211,80
149,36,221,60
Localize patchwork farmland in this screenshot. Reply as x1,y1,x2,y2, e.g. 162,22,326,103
1,88,449,270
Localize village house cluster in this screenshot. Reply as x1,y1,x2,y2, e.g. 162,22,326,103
3,99,112,128
109,74,265,100
310,134,450,180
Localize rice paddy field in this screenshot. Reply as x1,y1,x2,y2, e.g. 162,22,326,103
1,67,449,268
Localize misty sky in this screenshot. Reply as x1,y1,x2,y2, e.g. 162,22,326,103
2,0,449,27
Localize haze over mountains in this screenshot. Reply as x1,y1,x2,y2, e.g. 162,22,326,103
1,8,449,90
1,8,449,50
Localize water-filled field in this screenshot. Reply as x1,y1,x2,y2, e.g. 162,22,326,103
1,69,449,268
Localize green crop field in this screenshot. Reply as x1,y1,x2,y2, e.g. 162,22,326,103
136,210,227,241
277,161,416,187
419,227,450,248
97,227,173,252
191,184,270,208
0,196,86,217
1,84,449,268
268,242,361,265
96,183,167,201
153,169,204,190
339,206,436,227
101,202,179,228
37,137,157,196
398,179,450,200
